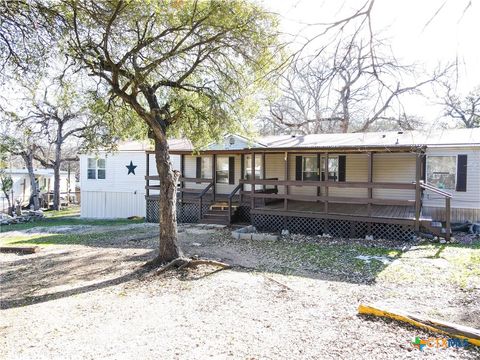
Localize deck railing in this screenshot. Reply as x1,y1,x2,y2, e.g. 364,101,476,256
417,180,452,240
198,182,214,219
239,179,418,219
227,183,243,224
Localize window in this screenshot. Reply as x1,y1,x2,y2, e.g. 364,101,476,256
302,156,318,181
216,157,229,184
244,154,262,180
87,158,106,180
321,157,339,181
201,157,212,179
427,156,456,190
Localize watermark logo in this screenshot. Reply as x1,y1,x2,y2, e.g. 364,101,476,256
411,336,470,351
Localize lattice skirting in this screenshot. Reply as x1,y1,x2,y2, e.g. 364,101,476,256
252,214,416,241
146,198,160,223
146,198,209,224
236,206,251,223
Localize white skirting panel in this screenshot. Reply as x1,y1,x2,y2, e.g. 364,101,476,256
80,191,146,218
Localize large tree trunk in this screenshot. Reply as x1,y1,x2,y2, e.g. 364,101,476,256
22,152,40,210
52,140,61,211
153,135,182,263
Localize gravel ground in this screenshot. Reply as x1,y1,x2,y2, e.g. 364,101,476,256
1,224,479,359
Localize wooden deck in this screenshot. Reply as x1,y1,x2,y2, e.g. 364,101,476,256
255,200,431,222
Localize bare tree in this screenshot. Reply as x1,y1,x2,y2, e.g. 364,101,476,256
3,75,107,210
260,38,446,135
440,83,480,128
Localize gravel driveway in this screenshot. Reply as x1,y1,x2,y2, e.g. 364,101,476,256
1,224,479,359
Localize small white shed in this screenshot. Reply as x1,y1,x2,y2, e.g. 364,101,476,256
79,141,181,218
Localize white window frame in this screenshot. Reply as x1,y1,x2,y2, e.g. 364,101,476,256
321,156,339,182
244,154,263,180
426,155,456,190
216,156,230,184
201,156,213,179
302,155,319,181
87,158,106,180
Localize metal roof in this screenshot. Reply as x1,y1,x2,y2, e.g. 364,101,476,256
100,128,480,154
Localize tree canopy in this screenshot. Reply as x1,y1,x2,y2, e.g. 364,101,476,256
63,0,281,148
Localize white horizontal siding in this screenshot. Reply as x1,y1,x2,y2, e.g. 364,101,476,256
265,153,286,194
80,191,145,218
423,147,480,210
372,153,416,200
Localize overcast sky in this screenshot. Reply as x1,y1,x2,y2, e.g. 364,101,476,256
260,0,479,127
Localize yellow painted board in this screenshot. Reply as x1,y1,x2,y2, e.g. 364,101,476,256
358,304,480,347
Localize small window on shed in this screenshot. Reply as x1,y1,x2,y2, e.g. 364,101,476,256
87,158,106,180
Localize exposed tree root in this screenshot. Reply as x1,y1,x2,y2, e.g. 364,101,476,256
154,257,231,275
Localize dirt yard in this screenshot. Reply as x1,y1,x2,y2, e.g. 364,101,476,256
1,218,479,359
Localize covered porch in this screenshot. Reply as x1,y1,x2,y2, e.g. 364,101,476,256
145,145,452,239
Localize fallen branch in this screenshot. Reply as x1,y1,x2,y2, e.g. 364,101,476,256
0,246,39,254
358,304,480,347
263,275,292,291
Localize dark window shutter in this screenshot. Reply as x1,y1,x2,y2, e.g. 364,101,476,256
196,157,202,179
295,156,302,180
338,155,346,182
228,157,235,184
456,154,467,192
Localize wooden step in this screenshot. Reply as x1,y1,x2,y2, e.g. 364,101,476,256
210,202,237,211
200,217,230,225
203,213,229,219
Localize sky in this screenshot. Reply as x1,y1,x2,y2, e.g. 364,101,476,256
259,0,479,126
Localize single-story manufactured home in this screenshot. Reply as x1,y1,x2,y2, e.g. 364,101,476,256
81,128,480,240
0,168,75,212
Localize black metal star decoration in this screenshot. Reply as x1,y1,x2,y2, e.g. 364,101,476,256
126,161,137,175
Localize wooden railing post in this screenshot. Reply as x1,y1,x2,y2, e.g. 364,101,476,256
212,154,216,203
228,197,232,224
262,152,266,192
415,153,422,231
324,153,329,214
180,154,185,203
251,152,255,209
284,152,289,210
240,154,245,204
146,153,150,198
445,197,451,241
199,196,203,219
367,152,373,216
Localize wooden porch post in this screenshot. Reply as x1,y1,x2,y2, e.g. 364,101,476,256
240,153,245,204
146,152,150,198
251,152,255,209
415,152,422,231
445,197,451,241
180,154,185,203
324,153,329,214
284,152,289,211
317,153,321,198
212,154,216,203
367,152,373,216
262,152,266,192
